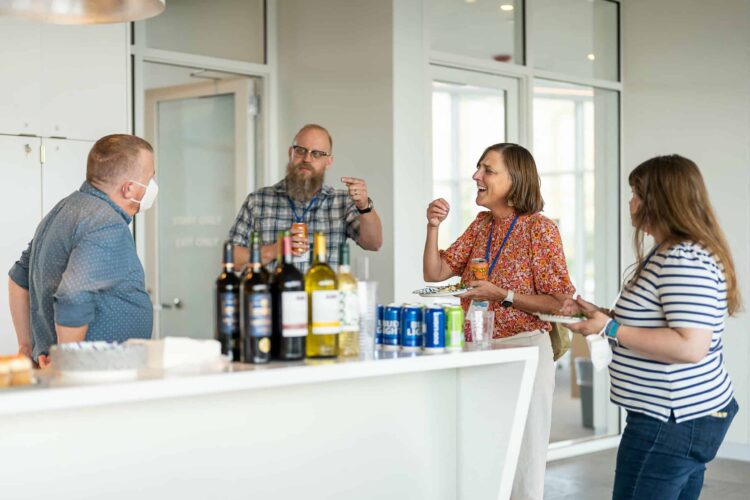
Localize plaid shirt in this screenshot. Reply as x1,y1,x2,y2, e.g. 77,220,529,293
228,179,360,274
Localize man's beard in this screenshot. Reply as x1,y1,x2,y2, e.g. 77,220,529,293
286,162,324,202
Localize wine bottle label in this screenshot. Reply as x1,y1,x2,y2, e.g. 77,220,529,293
293,250,310,266
258,337,271,354
245,293,272,337
282,291,308,337
339,290,360,333
311,290,341,334
218,292,239,335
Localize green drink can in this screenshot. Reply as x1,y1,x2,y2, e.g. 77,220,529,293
444,305,464,351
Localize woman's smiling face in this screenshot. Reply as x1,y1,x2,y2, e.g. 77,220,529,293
472,150,512,210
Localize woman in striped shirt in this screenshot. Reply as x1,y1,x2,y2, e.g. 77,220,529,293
564,154,740,500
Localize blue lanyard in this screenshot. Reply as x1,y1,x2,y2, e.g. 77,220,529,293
485,215,520,277
287,195,317,223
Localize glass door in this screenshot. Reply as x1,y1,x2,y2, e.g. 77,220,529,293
143,72,256,339
533,79,621,445
430,66,519,250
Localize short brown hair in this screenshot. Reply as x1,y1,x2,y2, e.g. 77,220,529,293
294,124,333,152
86,134,153,187
478,143,544,214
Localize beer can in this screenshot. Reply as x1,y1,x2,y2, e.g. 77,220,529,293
291,222,308,240
470,258,489,280
382,304,401,350
444,305,465,351
423,307,446,353
400,304,424,351
375,304,385,345
291,222,309,262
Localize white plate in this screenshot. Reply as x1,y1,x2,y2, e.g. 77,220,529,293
413,286,469,298
535,313,586,324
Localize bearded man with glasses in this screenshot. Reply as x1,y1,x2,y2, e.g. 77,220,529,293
228,123,383,273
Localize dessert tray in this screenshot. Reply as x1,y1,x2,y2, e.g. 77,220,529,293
50,341,147,383
413,283,471,297
534,313,587,324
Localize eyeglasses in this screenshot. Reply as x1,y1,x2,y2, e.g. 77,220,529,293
291,145,331,160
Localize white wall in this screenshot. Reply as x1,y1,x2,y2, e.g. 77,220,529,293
144,0,264,63
622,0,750,457
392,0,431,304
276,0,396,301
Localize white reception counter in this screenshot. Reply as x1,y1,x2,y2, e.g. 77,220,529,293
0,342,538,500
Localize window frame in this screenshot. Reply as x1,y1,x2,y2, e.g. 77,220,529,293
426,0,624,459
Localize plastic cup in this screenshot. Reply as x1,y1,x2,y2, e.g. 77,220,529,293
470,310,495,348
357,281,378,357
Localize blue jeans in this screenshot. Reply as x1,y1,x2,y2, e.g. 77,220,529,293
613,398,739,500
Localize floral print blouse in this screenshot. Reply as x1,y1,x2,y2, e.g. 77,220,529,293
439,211,575,339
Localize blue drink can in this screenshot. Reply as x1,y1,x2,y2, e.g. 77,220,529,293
400,304,424,351
423,307,446,353
375,304,385,345
382,304,401,350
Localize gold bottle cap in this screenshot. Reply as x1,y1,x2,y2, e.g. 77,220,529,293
314,232,327,257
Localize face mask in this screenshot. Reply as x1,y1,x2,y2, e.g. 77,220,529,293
128,178,159,211
586,333,613,371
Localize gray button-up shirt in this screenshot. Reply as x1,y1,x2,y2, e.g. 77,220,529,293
8,182,153,360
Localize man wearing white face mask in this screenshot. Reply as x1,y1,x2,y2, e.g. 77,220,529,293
8,134,156,367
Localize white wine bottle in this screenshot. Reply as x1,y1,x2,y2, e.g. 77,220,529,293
337,242,359,357
305,232,339,358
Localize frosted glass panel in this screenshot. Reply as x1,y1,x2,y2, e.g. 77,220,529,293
429,0,524,65
533,0,618,81
146,0,265,63
157,94,236,338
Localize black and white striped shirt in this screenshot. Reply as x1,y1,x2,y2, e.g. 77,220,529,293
610,242,733,423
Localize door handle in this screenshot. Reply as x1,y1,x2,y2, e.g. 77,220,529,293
158,298,183,310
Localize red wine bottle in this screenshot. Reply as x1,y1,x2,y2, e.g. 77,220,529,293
271,231,307,360
215,241,240,360
241,232,272,363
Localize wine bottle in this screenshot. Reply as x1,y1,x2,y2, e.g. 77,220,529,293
305,232,340,358
241,232,272,363
271,231,307,360
215,241,241,360
337,242,360,357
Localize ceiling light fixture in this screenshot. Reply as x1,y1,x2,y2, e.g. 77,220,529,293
500,4,514,11
587,53,596,61
0,0,165,24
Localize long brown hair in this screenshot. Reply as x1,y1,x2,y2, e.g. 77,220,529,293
628,155,740,315
478,143,544,214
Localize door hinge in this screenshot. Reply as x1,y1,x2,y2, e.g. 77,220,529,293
39,143,45,165
249,95,260,116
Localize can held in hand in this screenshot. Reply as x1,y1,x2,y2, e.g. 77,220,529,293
469,258,489,280
444,305,464,351
375,304,384,345
423,307,446,352
291,222,308,241
382,304,401,350
290,222,309,262
400,304,424,351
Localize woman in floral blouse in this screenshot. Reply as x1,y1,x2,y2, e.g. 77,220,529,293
423,142,574,500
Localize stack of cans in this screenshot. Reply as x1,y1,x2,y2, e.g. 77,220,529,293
375,303,464,353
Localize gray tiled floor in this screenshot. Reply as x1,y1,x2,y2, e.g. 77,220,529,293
545,448,750,500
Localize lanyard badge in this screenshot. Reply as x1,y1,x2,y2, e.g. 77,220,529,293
469,214,520,313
